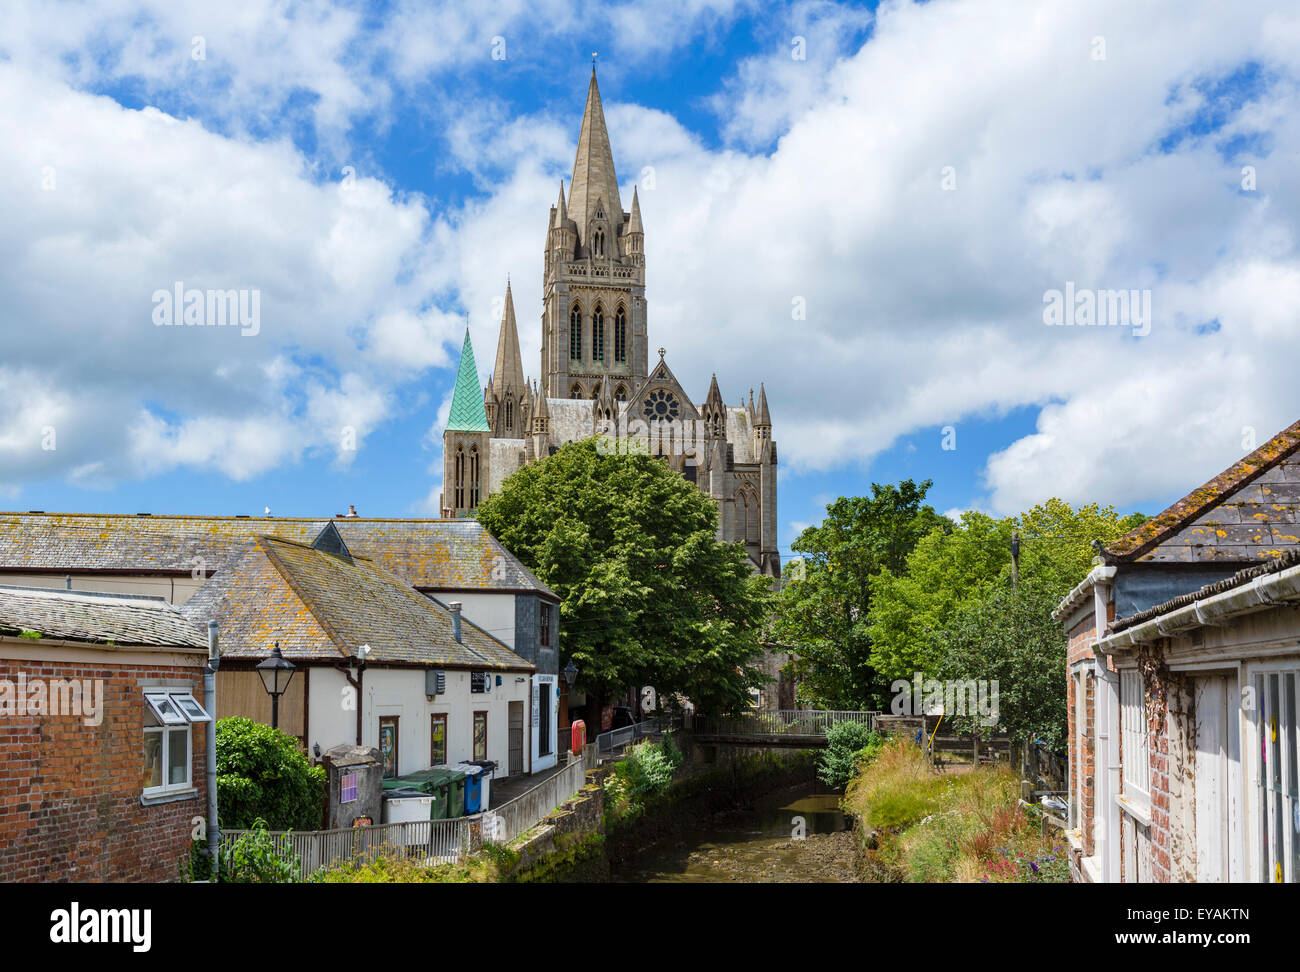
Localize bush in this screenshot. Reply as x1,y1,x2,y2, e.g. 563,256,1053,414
217,818,300,883
603,738,684,827
216,717,326,831
817,721,880,788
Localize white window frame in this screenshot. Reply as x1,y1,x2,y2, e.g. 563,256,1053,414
1244,661,1300,883
142,687,208,800
1119,669,1151,818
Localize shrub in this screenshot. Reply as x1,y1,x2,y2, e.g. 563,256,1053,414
218,818,300,883
216,717,326,831
817,721,880,788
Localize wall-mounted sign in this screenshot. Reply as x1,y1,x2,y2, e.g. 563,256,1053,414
340,773,358,803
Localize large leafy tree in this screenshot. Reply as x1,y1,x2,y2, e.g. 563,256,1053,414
772,480,949,710
475,439,773,716
869,499,1147,684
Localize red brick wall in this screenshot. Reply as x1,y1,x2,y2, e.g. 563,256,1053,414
1147,679,1173,882
0,657,207,882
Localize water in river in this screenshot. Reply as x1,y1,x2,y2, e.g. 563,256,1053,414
615,780,859,883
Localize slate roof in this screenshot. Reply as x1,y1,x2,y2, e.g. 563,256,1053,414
1110,547,1300,633
0,512,556,598
180,536,533,668
0,585,206,648
1104,418,1300,562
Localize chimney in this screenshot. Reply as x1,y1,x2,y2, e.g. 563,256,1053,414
449,601,463,643
65,574,72,591
347,504,358,517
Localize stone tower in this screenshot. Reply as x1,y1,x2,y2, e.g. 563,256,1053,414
540,68,649,403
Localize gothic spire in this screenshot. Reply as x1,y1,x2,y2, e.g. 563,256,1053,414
446,328,491,432
490,280,526,399
568,67,623,242
552,180,568,229
627,185,643,235
755,382,771,428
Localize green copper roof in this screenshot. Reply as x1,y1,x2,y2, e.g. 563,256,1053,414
446,328,491,432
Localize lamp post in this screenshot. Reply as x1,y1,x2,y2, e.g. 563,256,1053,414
563,659,578,690
256,642,297,730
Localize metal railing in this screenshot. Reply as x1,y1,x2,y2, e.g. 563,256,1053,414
594,716,676,760
482,754,588,845
689,709,880,736
220,817,470,882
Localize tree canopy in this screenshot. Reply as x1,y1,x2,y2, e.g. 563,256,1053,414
475,439,774,715
771,480,949,709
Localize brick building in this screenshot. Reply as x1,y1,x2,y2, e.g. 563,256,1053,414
0,585,210,882
1055,418,1300,882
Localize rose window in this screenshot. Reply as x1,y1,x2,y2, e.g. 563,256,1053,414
642,389,679,422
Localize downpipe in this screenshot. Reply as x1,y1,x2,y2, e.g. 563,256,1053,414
205,620,221,881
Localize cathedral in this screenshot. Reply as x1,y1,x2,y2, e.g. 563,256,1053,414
441,69,780,580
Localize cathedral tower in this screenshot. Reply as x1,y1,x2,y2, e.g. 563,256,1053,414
541,68,648,404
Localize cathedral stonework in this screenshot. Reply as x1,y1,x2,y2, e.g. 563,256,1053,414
442,69,779,580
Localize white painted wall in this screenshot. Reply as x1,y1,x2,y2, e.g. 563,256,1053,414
432,592,516,649
0,571,205,604
531,673,559,772
311,666,534,779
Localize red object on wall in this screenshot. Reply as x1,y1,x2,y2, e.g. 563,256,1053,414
570,719,586,754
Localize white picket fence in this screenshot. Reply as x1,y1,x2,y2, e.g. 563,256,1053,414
220,754,591,881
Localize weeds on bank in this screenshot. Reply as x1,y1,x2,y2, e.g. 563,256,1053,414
844,738,1068,883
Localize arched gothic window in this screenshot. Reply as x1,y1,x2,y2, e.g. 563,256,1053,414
469,446,481,508
505,398,513,432
615,306,627,363
592,305,605,363
614,384,628,402
591,382,602,400
570,383,583,399
454,445,465,510
569,303,582,361
593,228,605,258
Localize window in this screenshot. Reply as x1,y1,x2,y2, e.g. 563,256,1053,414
1253,670,1299,882
569,383,583,399
569,304,582,361
430,713,447,766
540,602,553,648
592,306,604,363
1120,669,1150,802
469,446,481,509
379,716,399,779
142,689,210,798
454,445,465,509
471,671,489,693
593,227,605,258
615,306,627,363
614,384,627,402
505,398,512,432
473,711,488,762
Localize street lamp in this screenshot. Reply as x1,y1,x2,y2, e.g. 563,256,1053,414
563,659,578,689
256,642,296,730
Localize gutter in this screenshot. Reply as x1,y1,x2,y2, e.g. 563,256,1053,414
1097,560,1300,654
1053,565,1117,623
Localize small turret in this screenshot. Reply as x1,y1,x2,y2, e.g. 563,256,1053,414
703,373,726,440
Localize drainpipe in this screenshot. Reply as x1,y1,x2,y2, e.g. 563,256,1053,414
1091,573,1121,883
205,620,221,882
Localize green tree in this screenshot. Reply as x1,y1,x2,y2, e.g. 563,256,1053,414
216,717,326,831
475,439,774,716
772,481,949,709
869,499,1146,684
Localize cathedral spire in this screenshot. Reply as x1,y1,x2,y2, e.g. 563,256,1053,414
755,382,771,428
490,279,526,400
446,328,491,432
568,67,623,243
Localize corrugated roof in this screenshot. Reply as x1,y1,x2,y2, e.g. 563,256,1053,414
1104,418,1300,562
0,512,556,597
0,585,206,648
180,536,532,668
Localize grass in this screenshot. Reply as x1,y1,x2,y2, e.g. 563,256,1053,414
844,738,1069,883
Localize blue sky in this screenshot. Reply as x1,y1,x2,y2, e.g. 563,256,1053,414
2,0,1299,563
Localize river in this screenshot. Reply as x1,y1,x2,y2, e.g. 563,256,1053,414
613,778,860,883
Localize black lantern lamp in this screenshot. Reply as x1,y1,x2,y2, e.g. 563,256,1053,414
563,658,578,689
256,641,297,729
